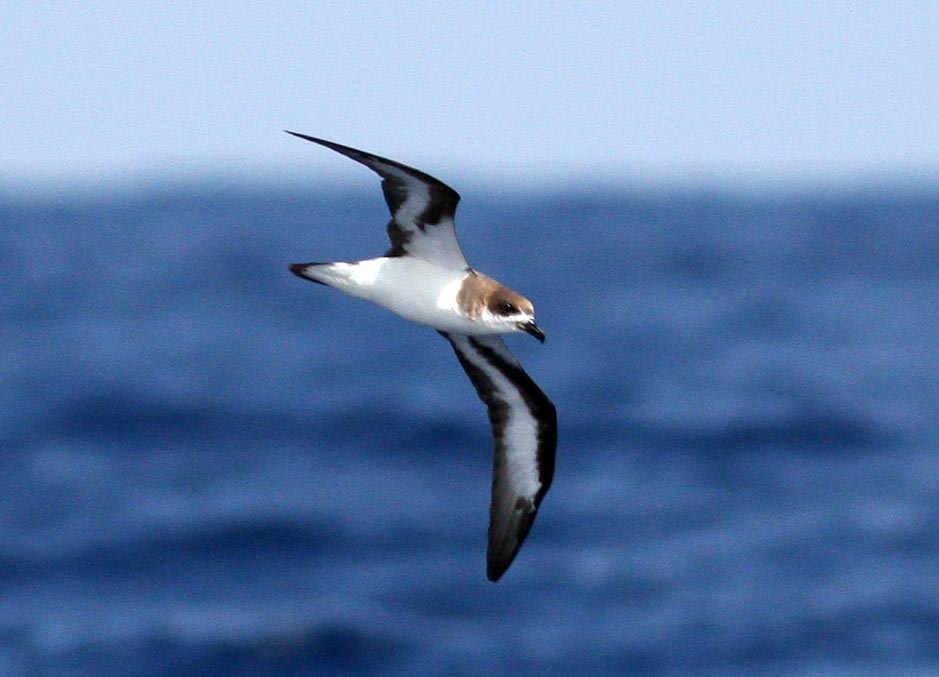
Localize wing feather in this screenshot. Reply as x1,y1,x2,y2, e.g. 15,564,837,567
286,132,469,270
441,333,557,581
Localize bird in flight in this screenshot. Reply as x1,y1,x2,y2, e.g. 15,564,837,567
287,132,556,581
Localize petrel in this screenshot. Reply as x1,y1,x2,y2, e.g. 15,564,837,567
287,132,556,581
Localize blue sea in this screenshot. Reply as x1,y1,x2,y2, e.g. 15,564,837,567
2,183,938,675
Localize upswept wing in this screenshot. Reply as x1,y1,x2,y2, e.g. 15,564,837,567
287,132,469,270
441,332,557,582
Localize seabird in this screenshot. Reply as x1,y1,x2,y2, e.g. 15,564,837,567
287,132,556,581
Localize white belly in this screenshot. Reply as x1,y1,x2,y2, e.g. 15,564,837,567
320,257,494,334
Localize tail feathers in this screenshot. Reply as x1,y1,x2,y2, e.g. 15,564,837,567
289,262,330,285
290,260,374,298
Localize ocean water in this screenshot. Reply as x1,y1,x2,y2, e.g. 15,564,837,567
1,184,938,675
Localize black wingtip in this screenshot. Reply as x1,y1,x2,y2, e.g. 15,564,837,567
285,130,335,148
285,130,315,142
284,132,361,159
487,559,511,582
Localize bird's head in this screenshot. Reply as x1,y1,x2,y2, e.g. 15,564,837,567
485,289,545,343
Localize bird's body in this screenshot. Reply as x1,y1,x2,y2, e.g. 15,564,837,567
287,132,556,581
292,257,518,336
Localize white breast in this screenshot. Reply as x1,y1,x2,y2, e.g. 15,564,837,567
340,257,487,334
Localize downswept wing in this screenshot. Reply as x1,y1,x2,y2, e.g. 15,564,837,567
441,332,557,582
286,132,469,270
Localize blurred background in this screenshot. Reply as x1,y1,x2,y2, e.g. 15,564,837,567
2,3,938,675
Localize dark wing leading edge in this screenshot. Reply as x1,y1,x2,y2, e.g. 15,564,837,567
441,332,557,582
286,132,469,270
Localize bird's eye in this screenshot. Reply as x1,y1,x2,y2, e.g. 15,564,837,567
499,301,517,315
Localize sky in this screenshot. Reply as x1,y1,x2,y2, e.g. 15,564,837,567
3,2,939,193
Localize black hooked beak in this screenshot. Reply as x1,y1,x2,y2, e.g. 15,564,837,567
518,320,546,343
